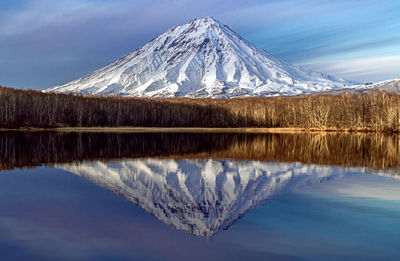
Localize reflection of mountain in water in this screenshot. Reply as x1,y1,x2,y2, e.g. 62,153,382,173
61,159,344,237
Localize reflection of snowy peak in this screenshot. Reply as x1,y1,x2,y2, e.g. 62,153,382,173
48,17,354,97
61,159,342,236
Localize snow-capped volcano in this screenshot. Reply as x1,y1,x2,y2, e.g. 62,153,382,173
48,17,355,97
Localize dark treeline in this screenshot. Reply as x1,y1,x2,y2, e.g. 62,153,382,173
1,131,399,172
1,86,400,130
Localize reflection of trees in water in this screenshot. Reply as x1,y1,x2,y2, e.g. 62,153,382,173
220,133,400,170
310,134,330,156
0,131,399,171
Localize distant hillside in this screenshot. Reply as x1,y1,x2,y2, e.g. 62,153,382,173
313,76,400,95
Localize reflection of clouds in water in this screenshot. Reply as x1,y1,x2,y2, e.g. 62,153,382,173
298,172,400,200
1,163,400,260
60,159,349,236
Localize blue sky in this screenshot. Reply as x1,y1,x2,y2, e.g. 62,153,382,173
0,0,399,89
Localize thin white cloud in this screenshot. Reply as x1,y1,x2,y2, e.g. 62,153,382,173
302,56,400,82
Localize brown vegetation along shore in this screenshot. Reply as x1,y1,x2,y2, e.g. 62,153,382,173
1,86,400,131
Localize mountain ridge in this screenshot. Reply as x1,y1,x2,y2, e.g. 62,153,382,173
48,17,356,98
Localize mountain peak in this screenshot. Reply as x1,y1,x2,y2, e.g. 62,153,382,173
167,16,227,41
190,16,219,25
48,18,354,97
166,17,222,35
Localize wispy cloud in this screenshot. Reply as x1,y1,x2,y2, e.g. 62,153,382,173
302,56,400,82
0,0,399,88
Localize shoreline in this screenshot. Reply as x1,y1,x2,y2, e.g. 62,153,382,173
0,127,397,134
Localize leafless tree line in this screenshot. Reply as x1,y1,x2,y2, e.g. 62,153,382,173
1,86,400,130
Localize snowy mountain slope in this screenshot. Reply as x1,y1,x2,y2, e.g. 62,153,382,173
48,17,356,98
59,159,346,236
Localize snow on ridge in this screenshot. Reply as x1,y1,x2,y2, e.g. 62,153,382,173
48,17,356,98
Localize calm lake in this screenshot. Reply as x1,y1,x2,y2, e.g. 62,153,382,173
1,132,400,261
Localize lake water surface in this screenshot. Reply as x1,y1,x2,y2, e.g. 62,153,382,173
1,132,400,261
